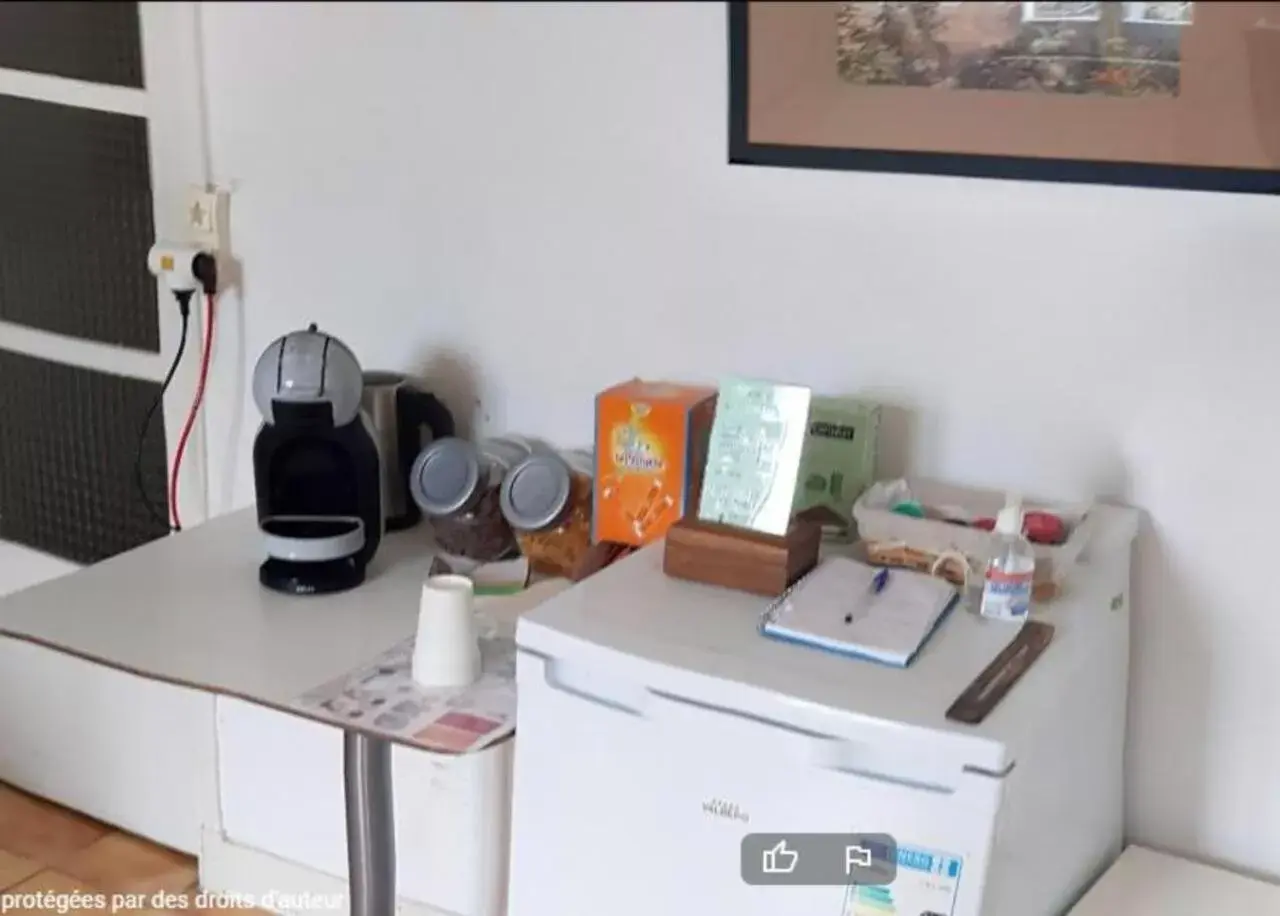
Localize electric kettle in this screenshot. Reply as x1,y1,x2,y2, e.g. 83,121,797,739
361,371,455,531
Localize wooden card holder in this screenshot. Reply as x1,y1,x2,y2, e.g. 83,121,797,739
662,516,821,597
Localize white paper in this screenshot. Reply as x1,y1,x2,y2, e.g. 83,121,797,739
764,558,956,666
430,553,530,595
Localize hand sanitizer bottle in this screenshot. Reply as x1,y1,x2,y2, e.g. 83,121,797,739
980,497,1035,621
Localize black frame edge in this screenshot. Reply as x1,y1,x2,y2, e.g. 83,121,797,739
728,0,751,166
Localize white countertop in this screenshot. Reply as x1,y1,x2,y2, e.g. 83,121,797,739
518,503,1140,773
0,510,565,747
1070,846,1280,914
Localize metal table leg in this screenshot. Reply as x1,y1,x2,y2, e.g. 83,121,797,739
344,731,396,916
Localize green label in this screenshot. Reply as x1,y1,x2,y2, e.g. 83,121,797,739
794,398,881,533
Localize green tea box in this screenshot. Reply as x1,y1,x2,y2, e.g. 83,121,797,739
793,397,880,541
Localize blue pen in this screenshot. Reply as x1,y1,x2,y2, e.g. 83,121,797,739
846,568,891,623
871,567,891,594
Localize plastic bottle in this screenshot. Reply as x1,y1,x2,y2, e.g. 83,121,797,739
979,497,1036,622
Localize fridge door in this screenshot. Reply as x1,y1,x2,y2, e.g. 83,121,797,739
509,648,1004,916
509,647,665,916
644,689,1002,916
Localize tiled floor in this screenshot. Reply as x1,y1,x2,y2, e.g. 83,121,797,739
0,783,269,914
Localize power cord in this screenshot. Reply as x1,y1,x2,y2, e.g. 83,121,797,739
135,289,193,531
136,249,218,533
169,290,216,532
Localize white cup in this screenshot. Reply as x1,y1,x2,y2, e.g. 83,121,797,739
411,574,482,689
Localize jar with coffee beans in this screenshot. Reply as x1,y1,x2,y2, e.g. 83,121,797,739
409,436,532,562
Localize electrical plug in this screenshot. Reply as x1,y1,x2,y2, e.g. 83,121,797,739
147,244,217,297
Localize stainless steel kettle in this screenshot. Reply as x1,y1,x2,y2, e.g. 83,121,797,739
361,371,455,531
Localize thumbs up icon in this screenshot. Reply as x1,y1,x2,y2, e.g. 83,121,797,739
761,840,799,874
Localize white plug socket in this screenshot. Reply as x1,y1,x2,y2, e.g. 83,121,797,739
147,244,208,294
184,186,229,250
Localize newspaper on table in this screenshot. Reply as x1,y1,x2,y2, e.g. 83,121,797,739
292,614,516,754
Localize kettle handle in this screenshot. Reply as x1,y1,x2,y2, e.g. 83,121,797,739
395,387,456,474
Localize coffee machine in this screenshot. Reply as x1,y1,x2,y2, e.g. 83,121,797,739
250,325,383,595
361,371,455,531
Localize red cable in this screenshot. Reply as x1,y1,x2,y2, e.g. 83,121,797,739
170,292,216,531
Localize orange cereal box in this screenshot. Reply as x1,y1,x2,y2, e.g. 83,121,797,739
594,380,717,546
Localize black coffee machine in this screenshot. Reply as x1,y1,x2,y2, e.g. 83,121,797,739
251,324,383,595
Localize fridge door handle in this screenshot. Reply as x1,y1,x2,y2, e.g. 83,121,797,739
548,677,643,717
520,648,644,717
646,688,842,767
648,688,837,740
648,689,970,793
821,762,956,795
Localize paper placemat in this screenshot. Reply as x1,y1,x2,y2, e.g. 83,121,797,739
292,617,515,753
289,578,571,752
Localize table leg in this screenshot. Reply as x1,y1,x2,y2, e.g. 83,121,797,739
344,731,396,916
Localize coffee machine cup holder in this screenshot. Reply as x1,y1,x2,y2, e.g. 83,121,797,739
260,515,366,563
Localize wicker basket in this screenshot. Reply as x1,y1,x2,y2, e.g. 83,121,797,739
862,539,1060,602
853,478,1094,588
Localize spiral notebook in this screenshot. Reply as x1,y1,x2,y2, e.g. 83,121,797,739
761,558,959,667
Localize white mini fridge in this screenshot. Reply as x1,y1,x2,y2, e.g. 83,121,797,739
509,505,1138,916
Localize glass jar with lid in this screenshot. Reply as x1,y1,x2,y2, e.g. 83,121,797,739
499,447,595,578
408,436,532,561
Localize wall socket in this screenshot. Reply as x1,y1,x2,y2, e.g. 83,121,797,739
184,186,229,251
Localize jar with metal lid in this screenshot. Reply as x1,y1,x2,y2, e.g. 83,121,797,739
408,436,532,561
499,448,595,578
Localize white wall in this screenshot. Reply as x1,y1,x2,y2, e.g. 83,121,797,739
195,1,1280,879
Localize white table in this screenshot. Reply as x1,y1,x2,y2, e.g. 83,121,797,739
0,509,548,916
1070,846,1280,914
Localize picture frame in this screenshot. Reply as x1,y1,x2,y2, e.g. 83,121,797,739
728,1,1280,194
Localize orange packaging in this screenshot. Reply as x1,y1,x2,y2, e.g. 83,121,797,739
593,380,717,547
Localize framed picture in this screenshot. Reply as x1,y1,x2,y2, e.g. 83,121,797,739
729,1,1280,194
